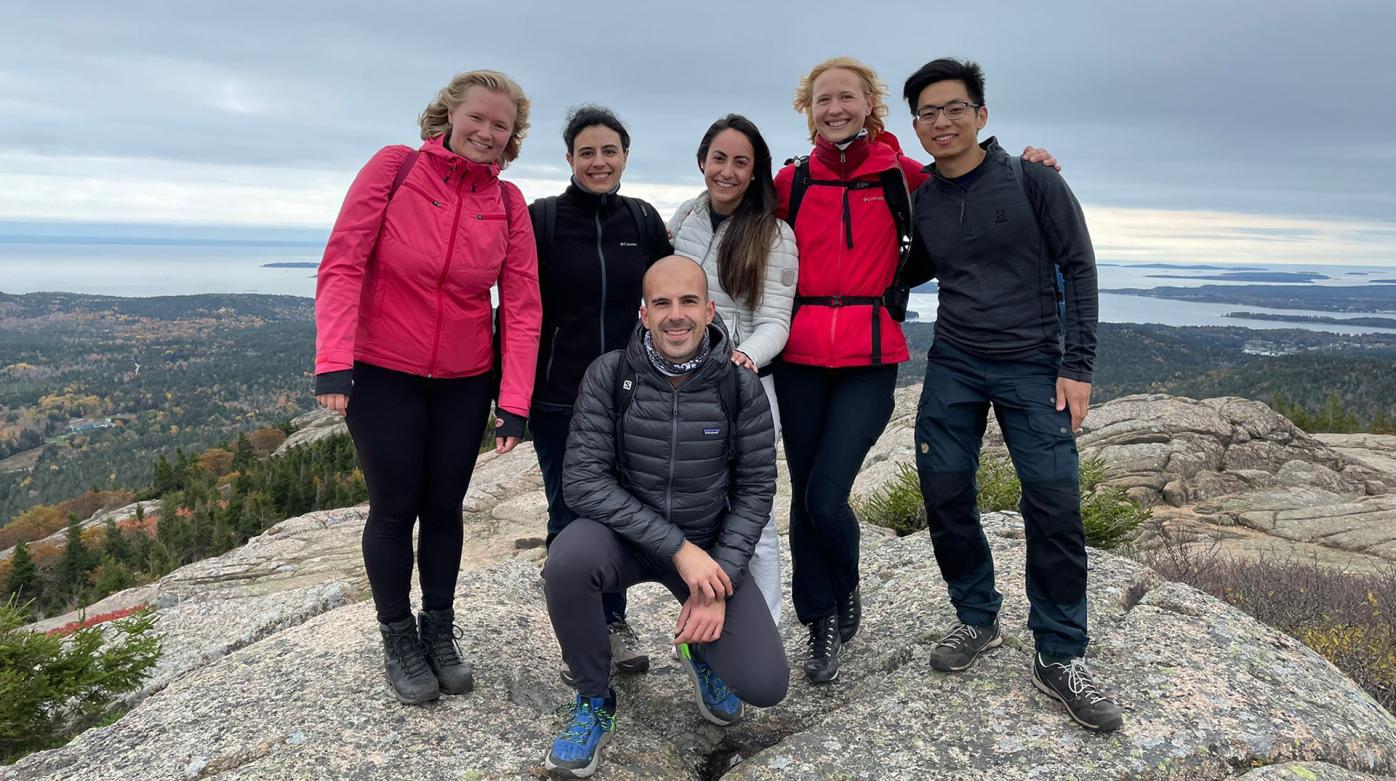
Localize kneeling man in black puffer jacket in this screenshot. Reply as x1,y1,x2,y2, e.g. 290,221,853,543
543,256,788,779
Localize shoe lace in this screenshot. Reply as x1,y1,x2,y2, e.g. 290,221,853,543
694,660,734,703
807,618,838,659
935,622,980,651
1060,658,1108,706
554,699,616,744
607,619,640,646
389,631,431,677
428,621,465,662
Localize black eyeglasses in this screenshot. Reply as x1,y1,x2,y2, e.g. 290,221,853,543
914,101,980,123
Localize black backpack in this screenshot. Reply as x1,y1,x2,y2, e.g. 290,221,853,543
783,155,917,363
608,354,741,483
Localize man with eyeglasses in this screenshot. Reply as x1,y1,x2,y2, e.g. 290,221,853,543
898,58,1120,732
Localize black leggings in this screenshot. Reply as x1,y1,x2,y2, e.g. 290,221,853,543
775,362,898,624
346,361,493,624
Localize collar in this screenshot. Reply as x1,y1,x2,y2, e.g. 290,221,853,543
926,136,1005,179
564,179,621,213
421,134,500,188
812,132,872,176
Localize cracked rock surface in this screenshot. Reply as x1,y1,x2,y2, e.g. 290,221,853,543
8,514,1396,780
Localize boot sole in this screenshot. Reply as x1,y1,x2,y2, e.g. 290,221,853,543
804,667,840,684
1031,668,1124,732
544,730,611,778
615,656,650,674
385,674,440,706
929,634,1003,673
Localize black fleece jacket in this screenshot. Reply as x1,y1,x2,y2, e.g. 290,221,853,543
907,138,1099,382
532,183,672,407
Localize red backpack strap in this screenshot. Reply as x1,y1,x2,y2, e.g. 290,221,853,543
387,149,420,200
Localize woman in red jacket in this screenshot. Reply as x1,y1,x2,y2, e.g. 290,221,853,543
313,69,541,705
775,57,1052,684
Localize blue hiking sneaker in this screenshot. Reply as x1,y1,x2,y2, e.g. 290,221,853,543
544,690,616,779
677,643,744,726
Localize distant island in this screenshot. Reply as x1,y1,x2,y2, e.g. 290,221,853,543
1103,284,1396,313
1224,312,1396,329
261,262,319,268
1103,263,1252,270
1145,271,1328,283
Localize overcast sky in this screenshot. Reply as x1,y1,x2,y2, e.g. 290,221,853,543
2,0,1393,266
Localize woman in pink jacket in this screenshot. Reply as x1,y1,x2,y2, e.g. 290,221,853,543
313,69,541,705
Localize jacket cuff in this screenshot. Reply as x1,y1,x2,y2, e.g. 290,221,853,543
494,409,527,440
1058,368,1092,383
315,370,353,396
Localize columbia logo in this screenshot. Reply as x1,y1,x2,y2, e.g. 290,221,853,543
619,241,638,247
862,194,886,203
703,427,721,436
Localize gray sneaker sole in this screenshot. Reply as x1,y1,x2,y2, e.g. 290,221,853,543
1031,667,1124,732
544,730,611,778
929,634,1003,672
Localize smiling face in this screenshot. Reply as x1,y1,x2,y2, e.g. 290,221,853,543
811,68,874,143
913,79,987,167
641,257,715,364
567,124,628,193
446,85,518,164
701,128,755,216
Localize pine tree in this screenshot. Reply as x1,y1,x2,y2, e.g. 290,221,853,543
56,515,94,606
102,519,133,566
6,541,37,600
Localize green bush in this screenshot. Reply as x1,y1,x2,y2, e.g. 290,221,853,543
0,599,162,764
856,457,1148,550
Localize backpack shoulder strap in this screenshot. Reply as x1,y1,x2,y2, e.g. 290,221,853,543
387,149,420,201
528,195,559,270
878,166,915,279
716,367,741,467
621,197,652,258
784,156,811,229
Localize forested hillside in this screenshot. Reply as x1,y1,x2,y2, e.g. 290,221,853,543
0,293,317,520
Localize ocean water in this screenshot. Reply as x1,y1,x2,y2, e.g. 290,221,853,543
2,240,1394,334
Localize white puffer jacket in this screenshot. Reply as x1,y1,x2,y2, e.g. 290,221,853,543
668,194,799,369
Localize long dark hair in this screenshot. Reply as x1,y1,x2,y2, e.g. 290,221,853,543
696,114,779,311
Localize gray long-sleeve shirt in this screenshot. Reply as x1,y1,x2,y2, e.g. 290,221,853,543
907,138,1099,382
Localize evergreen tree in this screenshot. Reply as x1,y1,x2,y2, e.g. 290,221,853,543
102,518,133,566
56,515,95,605
6,541,36,600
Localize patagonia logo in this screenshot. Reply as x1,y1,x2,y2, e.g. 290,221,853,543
703,427,722,436
995,209,1008,223
619,241,639,247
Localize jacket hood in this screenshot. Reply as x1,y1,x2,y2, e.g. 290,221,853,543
420,134,502,188
623,314,734,387
812,130,902,179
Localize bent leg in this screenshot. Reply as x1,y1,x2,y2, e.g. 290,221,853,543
683,578,790,708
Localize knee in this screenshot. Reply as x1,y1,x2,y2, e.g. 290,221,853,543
737,664,790,708
543,520,607,593
918,469,976,518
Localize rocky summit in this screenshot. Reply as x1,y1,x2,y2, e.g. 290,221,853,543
6,392,1396,780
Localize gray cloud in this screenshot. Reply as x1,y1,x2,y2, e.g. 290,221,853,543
3,0,1394,223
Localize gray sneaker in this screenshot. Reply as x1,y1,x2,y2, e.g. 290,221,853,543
928,620,1002,672
558,620,650,688
1032,653,1124,732
608,619,650,674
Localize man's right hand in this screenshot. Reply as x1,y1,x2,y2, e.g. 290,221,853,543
672,541,733,603
317,393,348,416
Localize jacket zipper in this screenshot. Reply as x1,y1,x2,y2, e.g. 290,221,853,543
427,174,467,377
664,391,679,520
543,326,560,382
595,206,608,354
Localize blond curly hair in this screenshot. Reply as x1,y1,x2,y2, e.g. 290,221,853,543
418,69,531,166
792,56,889,143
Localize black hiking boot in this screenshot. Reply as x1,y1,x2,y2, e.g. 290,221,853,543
379,616,440,705
1032,653,1124,732
837,585,862,643
803,613,842,684
608,619,650,674
928,620,1002,672
419,608,475,695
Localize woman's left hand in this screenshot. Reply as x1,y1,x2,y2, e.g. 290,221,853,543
496,436,521,454
731,350,757,372
1022,145,1061,171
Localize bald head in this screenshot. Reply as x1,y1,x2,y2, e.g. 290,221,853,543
640,255,715,365
642,255,708,305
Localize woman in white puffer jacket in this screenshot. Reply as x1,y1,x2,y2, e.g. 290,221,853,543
668,114,798,623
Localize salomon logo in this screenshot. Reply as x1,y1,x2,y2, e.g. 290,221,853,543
622,380,633,391
703,427,721,436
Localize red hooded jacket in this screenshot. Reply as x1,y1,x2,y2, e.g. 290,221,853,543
775,131,928,367
314,135,541,417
